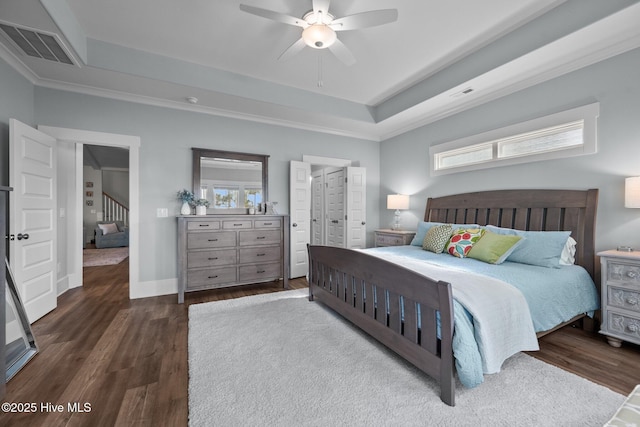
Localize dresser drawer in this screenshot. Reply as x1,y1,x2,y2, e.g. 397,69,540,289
187,231,236,249
187,267,237,288
607,261,640,285
239,229,282,246
187,220,220,231
187,249,236,268
222,220,252,229
606,310,640,342
254,218,282,229
239,246,281,264
239,262,281,282
608,286,640,314
376,234,405,247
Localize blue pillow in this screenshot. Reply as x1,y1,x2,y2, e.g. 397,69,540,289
411,221,480,246
485,225,570,268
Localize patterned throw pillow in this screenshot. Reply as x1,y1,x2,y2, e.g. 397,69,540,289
446,228,485,258
422,224,453,253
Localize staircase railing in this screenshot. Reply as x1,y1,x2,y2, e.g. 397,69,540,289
103,192,129,226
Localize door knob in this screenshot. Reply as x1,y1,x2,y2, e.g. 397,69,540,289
292,223,298,227
361,222,366,225
17,233,29,240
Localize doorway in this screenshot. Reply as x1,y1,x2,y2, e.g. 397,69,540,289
289,156,366,278
38,125,140,301
82,145,130,275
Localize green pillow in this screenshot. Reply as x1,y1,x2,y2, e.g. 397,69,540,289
467,230,524,264
422,224,453,253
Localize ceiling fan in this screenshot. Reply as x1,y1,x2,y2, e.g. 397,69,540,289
239,0,398,66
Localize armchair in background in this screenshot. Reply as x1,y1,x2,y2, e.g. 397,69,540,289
95,221,129,249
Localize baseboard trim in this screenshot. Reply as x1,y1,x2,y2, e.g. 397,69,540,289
130,278,177,299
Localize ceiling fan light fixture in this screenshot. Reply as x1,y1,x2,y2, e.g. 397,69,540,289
302,24,336,49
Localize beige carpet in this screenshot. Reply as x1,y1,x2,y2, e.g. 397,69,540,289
83,247,129,267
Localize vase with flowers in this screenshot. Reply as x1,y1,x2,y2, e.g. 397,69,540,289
194,198,210,215
177,189,194,215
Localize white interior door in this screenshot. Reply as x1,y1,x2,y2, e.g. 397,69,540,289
326,168,345,247
311,169,324,245
9,119,58,323
345,166,367,249
289,161,311,278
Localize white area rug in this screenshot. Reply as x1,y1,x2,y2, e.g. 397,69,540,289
82,247,129,267
189,289,624,426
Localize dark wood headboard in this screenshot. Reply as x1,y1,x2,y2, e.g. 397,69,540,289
425,189,599,279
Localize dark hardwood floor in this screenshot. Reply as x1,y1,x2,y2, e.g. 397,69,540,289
1,259,639,426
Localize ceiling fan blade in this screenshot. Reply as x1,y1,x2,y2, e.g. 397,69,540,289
312,0,331,16
278,38,307,61
328,38,355,66
239,4,308,28
330,9,398,31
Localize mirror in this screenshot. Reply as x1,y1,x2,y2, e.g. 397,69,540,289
5,258,38,382
192,148,269,214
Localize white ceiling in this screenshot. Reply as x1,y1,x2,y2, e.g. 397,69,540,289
1,0,639,141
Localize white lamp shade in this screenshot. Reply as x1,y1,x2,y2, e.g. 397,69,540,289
302,24,337,49
626,177,640,208
387,194,410,210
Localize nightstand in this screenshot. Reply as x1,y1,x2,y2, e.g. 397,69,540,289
374,229,416,247
598,250,640,347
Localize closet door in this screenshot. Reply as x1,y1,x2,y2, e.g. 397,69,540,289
345,167,366,249
311,169,324,245
326,168,345,248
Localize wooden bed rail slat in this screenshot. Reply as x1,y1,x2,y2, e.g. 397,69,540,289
388,291,401,333
404,299,418,344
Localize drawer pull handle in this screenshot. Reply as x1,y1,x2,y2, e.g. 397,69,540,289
626,298,638,305
627,271,638,279
263,222,272,225
208,275,219,279
257,270,266,274
208,239,218,242
256,253,265,257
233,223,243,226
627,324,639,333
208,257,218,260
199,224,210,227
256,236,266,240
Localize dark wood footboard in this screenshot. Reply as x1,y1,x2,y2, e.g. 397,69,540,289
308,245,456,406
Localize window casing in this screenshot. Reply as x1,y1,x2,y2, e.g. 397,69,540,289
430,103,599,175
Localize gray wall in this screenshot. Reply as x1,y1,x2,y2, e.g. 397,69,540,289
0,58,34,186
32,87,380,283
380,47,640,253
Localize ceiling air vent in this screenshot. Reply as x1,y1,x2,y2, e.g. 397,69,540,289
0,21,75,65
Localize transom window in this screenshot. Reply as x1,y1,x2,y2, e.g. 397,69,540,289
430,103,599,175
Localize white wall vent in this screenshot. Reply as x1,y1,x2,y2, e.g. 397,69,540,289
0,21,76,65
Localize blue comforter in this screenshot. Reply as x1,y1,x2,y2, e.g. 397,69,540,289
363,246,600,387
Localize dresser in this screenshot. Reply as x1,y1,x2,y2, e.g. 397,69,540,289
598,250,640,347
177,214,289,303
374,229,416,247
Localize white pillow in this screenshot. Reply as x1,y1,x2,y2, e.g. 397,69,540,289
559,236,577,265
98,223,119,235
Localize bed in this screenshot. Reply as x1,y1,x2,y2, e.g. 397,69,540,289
307,188,599,406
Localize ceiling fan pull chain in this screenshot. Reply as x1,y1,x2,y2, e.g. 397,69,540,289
317,55,323,88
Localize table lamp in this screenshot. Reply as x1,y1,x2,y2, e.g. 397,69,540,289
387,194,410,230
